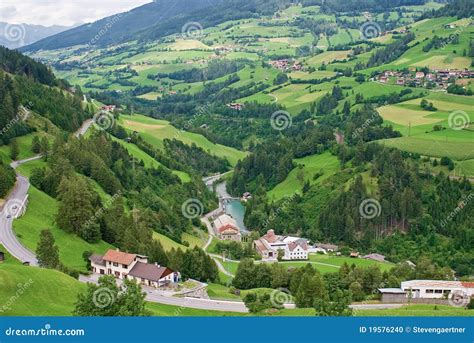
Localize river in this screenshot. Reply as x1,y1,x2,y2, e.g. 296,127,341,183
213,182,248,233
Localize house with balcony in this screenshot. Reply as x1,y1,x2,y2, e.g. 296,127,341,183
89,249,179,288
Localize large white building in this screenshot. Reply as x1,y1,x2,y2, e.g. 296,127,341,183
254,230,309,261
401,280,474,299
89,249,179,288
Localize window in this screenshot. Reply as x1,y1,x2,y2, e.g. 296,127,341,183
113,262,118,267
434,289,442,294
122,264,127,268
426,289,434,293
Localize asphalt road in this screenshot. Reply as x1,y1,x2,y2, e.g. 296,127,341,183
0,173,38,265
0,119,94,266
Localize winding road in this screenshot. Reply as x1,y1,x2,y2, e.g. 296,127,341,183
0,119,94,266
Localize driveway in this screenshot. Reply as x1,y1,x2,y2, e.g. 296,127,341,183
79,274,248,313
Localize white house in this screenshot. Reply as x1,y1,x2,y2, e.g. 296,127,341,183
89,249,179,288
90,249,148,279
254,230,309,260
401,280,474,300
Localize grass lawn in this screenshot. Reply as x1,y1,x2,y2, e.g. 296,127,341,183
356,304,474,317
0,132,46,163
16,158,48,177
152,232,187,251
380,136,474,161
13,186,113,272
206,283,241,300
0,244,22,266
212,253,394,282
268,152,340,201
377,92,474,164
146,302,243,316
182,229,208,249
119,114,247,166
0,264,86,316
153,229,208,251
309,254,394,272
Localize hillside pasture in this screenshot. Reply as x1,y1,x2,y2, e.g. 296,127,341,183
119,114,247,166
268,152,340,201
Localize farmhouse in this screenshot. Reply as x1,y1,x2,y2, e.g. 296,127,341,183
227,103,245,111
253,229,309,260
89,249,179,288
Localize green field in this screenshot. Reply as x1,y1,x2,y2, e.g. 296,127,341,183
268,152,340,201
13,186,113,272
211,253,394,280
380,136,474,161
0,132,47,163
153,229,208,252
377,93,474,167
110,135,190,182
0,264,86,316
355,304,474,317
119,114,247,166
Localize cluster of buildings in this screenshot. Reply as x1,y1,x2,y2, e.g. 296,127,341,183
376,68,474,90
379,280,474,304
253,229,309,261
269,59,302,72
89,249,179,288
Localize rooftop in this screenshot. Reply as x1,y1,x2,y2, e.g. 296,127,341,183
378,288,406,294
89,254,105,266
401,280,474,289
103,249,137,266
129,262,174,282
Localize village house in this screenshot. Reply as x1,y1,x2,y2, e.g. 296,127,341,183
415,71,425,79
241,192,252,202
254,229,309,260
227,103,245,111
212,213,241,242
89,249,179,288
396,78,405,85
